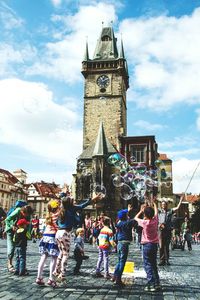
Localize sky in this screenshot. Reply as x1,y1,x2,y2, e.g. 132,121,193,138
1,0,200,194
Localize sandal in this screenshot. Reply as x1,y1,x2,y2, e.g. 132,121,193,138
47,279,57,288
8,266,15,273
36,277,45,285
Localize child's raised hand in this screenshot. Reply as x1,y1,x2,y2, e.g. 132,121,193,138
128,204,133,211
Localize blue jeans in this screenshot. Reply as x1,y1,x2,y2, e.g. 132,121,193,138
114,242,129,281
96,248,109,275
143,243,160,286
15,246,26,274
7,231,15,260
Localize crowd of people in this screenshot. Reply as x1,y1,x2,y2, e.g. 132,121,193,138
0,193,199,291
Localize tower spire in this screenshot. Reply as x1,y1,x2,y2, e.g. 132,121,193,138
119,37,125,59
83,37,89,61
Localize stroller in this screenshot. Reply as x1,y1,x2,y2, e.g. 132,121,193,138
171,230,184,251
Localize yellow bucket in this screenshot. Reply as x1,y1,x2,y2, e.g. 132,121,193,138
123,261,134,273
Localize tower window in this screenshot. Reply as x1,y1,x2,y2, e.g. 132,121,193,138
129,144,147,163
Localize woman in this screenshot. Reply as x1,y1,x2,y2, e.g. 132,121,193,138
5,205,33,272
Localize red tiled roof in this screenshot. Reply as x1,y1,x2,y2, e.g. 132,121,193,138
185,194,199,203
0,168,19,184
33,181,61,198
158,153,170,160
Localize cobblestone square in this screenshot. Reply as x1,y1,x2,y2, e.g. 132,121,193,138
0,239,199,299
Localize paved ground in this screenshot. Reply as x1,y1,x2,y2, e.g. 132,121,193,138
0,238,199,300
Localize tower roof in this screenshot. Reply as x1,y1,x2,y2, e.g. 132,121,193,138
83,40,90,62
119,39,125,59
93,121,115,157
93,26,118,60
78,122,116,160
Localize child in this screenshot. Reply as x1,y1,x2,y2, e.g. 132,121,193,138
73,228,85,275
54,194,102,281
35,199,60,287
134,201,160,292
13,218,30,276
95,217,115,279
113,208,136,287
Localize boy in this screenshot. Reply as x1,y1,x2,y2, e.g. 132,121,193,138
74,228,85,275
134,201,160,292
95,217,115,279
13,218,30,276
113,208,136,287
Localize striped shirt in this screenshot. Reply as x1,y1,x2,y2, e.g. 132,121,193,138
44,211,59,235
98,226,115,250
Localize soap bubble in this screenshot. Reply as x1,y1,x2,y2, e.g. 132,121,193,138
120,184,134,201
134,163,147,175
94,184,106,196
107,153,124,165
112,174,124,187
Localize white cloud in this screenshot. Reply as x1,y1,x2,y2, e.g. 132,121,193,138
133,120,165,131
172,158,200,194
50,0,62,7
0,78,82,167
27,170,74,186
0,43,37,77
26,3,118,82
120,9,200,111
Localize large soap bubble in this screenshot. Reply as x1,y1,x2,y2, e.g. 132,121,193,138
94,184,106,197
112,174,125,187
107,153,125,167
120,184,134,201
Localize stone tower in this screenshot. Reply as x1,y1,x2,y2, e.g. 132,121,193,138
75,25,129,216
81,26,129,150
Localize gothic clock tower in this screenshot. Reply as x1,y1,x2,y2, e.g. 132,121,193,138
81,26,129,151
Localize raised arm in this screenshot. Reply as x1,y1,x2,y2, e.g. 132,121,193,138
173,194,184,212
134,204,145,222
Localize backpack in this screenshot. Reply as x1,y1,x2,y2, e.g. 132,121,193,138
7,200,27,216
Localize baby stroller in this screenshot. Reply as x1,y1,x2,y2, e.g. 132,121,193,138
171,231,184,251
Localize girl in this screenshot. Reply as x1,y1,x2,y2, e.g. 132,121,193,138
134,200,160,292
54,194,102,281
35,199,60,287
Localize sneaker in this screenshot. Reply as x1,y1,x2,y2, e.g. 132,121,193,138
144,285,156,292
47,279,57,288
158,261,165,266
111,275,116,282
115,281,125,288
35,278,45,286
19,270,29,276
155,284,162,291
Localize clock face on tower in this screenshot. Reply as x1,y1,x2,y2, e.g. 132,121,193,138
96,75,110,88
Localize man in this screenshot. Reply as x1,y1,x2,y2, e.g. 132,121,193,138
158,195,184,266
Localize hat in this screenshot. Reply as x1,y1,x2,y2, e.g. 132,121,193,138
117,209,128,220
17,218,30,226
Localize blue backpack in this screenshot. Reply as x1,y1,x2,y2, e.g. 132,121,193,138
7,200,27,216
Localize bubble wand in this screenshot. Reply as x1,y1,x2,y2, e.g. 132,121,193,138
184,161,200,195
